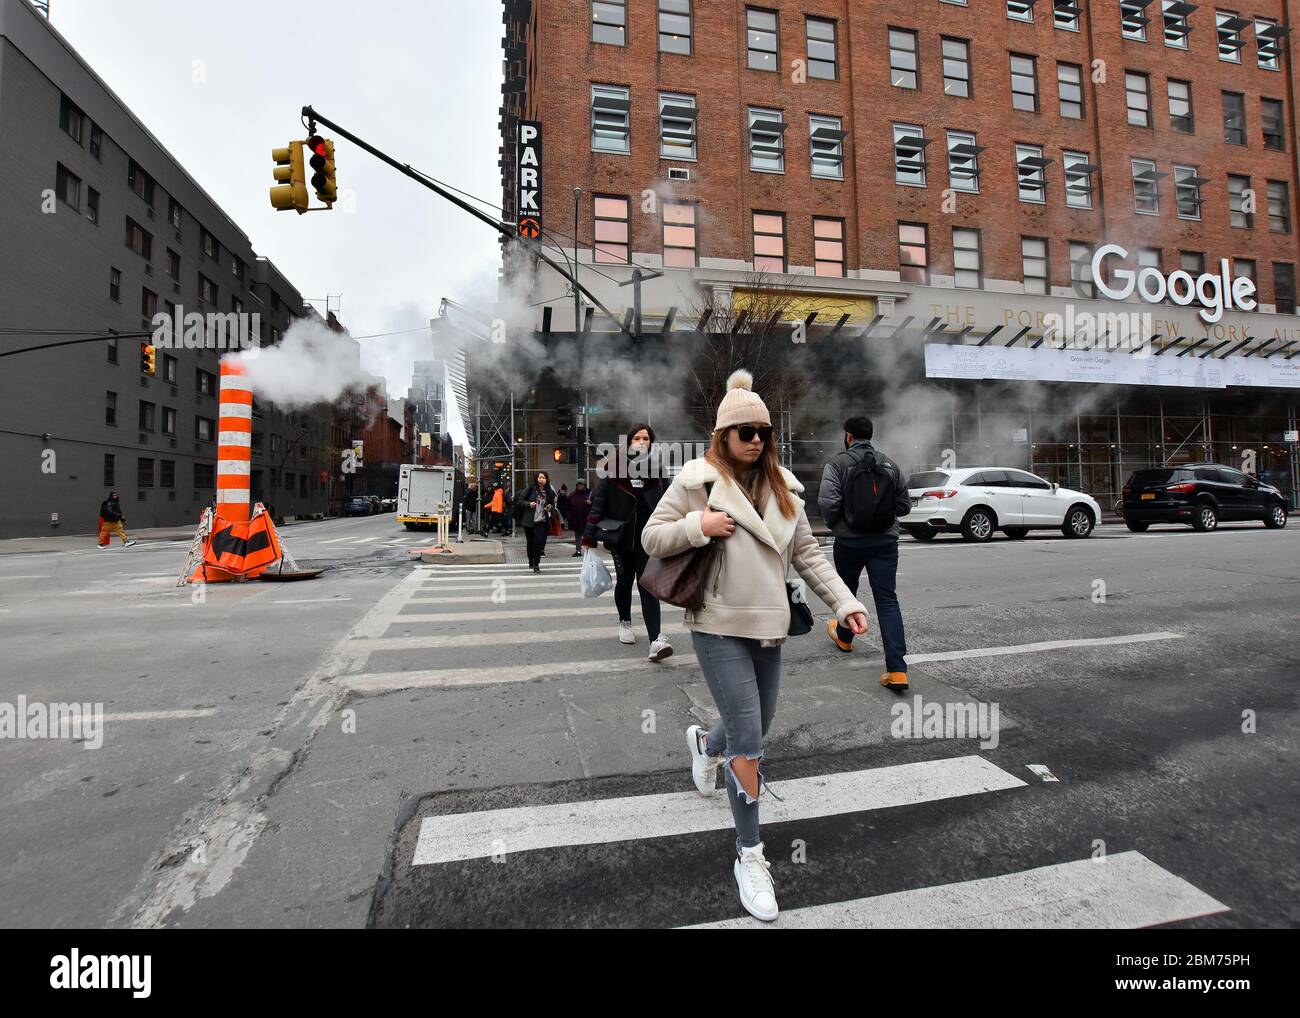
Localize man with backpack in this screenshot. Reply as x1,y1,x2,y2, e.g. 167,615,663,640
817,416,912,691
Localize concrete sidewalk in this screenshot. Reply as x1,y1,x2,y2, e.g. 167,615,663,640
0,516,312,555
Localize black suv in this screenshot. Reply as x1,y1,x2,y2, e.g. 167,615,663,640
1120,465,1288,532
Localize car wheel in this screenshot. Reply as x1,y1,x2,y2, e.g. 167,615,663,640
1192,503,1218,532
1125,520,1149,533
1264,502,1288,529
960,507,995,542
1062,506,1094,538
1003,527,1029,539
909,529,938,542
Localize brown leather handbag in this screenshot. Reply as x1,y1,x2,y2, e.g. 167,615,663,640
640,483,720,611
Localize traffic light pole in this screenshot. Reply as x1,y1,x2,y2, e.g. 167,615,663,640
300,106,635,342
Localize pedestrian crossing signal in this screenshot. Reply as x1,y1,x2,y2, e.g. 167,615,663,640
306,134,337,206
140,342,156,375
270,142,309,213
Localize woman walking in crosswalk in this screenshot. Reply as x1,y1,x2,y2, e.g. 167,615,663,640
642,370,868,922
516,471,557,573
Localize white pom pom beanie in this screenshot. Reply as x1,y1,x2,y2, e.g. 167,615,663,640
713,369,771,432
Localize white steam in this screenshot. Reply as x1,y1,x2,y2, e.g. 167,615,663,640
230,318,373,407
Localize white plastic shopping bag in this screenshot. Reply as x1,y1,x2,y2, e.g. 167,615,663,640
580,547,613,598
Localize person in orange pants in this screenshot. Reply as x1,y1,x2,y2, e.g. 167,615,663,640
97,491,137,549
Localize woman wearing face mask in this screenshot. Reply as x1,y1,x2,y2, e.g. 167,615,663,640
581,424,673,662
517,470,557,573
641,370,869,922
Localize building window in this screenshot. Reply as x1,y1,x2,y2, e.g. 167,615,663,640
1273,263,1296,314
662,202,697,268
195,463,216,488
106,391,117,427
127,160,155,206
166,249,180,280
747,8,779,72
748,107,786,173
941,37,971,98
1069,241,1096,298
198,273,217,305
169,197,182,230
138,458,155,489
1222,91,1245,145
1016,144,1048,203
231,257,246,284
1262,98,1285,151
947,131,982,193
55,163,80,210
1174,165,1205,219
1268,181,1291,234
1216,10,1246,63
809,114,845,180
813,217,844,277
161,460,176,489
1257,18,1283,70
109,267,121,302
1057,63,1083,119
1228,174,1253,228
1022,237,1049,294
953,228,982,288
1007,0,1034,22
139,401,156,432
162,407,177,436
1168,80,1194,133
1063,151,1094,209
104,454,115,487
86,187,99,224
752,212,786,273
1139,247,1162,288
659,0,691,54
1181,251,1205,276
1126,72,1151,127
196,417,216,442
592,0,626,45
59,94,83,143
200,227,219,260
125,218,152,260
898,223,928,283
1054,0,1081,31
889,28,919,89
1120,1,1148,41
141,287,158,319
593,195,630,263
1162,0,1192,48
893,123,928,187
196,369,216,396
1131,158,1162,215
806,17,836,79
1234,259,1256,291
163,354,178,384
591,84,631,154
232,296,244,315
1010,54,1038,112
659,93,697,160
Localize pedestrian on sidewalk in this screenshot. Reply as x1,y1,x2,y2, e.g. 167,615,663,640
517,471,557,572
642,370,868,922
462,480,480,534
484,483,505,536
818,416,911,692
566,480,592,557
97,491,137,549
582,424,672,661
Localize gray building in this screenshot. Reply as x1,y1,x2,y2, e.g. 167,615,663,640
409,359,448,448
0,0,332,537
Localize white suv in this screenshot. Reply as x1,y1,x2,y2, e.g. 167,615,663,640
903,468,1101,542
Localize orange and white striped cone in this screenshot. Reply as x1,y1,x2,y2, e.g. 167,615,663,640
216,360,253,524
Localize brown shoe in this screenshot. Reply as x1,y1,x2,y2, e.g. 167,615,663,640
827,618,853,652
880,671,909,691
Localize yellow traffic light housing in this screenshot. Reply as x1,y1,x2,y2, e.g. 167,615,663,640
140,342,156,375
270,142,309,213
306,135,337,206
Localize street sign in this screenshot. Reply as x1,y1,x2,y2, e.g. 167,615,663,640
1012,428,1028,444
516,121,541,238
1285,430,1299,443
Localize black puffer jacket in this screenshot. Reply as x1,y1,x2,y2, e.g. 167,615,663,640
515,484,557,528
581,475,666,552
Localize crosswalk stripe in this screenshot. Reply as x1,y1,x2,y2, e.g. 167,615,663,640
414,582,580,593
683,851,1229,929
907,631,1182,664
412,755,1025,865
386,606,643,624
339,651,692,691
407,592,612,605
317,537,359,545
339,622,689,657
415,561,611,572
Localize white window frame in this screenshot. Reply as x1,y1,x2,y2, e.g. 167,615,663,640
591,84,631,154
1053,0,1081,31
947,130,981,193
1174,165,1203,220
659,93,697,161
1163,1,1192,50
1063,150,1094,209
1256,18,1281,71
809,114,845,180
1007,0,1034,23
1016,143,1047,204
748,107,786,173
953,227,982,288
1131,157,1161,215
1217,10,1245,63
893,123,928,187
1121,1,1148,42
1022,236,1049,294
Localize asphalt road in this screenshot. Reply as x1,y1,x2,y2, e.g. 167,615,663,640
1,513,1296,928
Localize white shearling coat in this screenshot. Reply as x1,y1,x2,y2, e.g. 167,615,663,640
641,457,868,640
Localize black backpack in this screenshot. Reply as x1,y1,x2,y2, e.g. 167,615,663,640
841,448,898,534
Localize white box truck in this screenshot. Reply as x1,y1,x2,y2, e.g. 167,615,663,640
397,464,456,530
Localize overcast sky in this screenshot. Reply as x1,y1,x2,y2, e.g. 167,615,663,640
48,0,503,409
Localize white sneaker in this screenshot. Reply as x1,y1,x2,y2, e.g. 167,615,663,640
123,540,137,547
686,725,721,796
618,621,635,645
647,635,673,661
734,843,778,922
96,544,109,551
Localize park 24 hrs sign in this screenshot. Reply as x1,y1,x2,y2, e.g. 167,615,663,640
516,121,542,239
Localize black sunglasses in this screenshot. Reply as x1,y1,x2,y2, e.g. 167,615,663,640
733,425,773,443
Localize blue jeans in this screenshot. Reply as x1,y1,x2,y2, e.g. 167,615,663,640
832,534,908,673
691,632,781,855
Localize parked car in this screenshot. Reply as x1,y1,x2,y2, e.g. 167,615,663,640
342,496,372,517
904,467,1101,542
367,495,382,513
1120,465,1288,532
380,497,397,512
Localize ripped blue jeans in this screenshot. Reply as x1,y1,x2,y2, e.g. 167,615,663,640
691,632,781,855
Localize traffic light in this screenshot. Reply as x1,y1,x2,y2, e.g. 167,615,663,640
269,142,308,213
306,135,337,206
140,342,156,375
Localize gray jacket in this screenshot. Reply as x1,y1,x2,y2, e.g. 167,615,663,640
818,440,911,539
